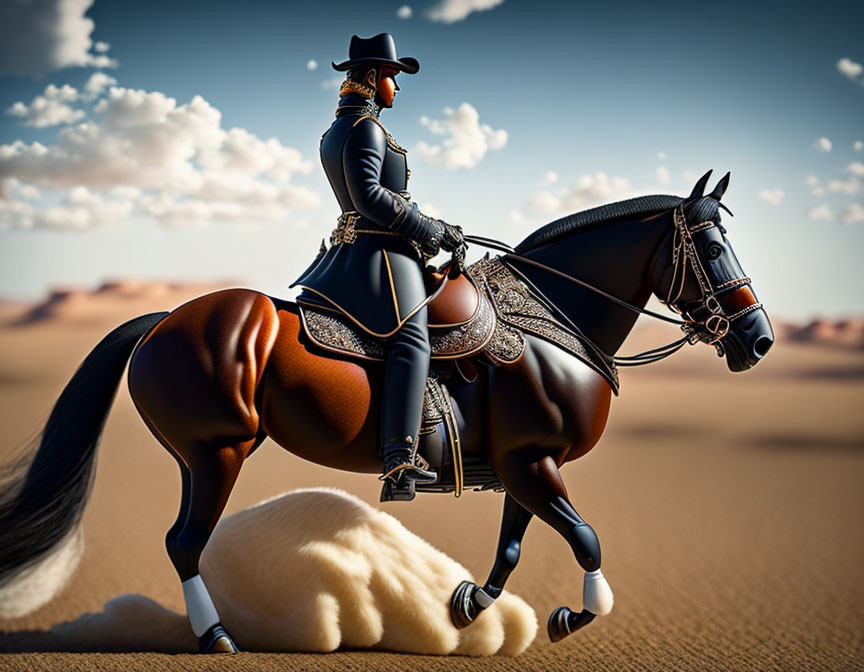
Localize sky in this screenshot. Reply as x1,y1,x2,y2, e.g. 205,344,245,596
0,0,862,320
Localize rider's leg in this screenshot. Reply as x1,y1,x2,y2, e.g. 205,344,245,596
379,305,436,484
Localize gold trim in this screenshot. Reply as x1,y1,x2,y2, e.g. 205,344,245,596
294,278,448,339
297,307,384,362
382,250,402,323
339,80,375,98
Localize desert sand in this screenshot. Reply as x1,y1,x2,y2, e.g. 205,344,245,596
0,284,862,671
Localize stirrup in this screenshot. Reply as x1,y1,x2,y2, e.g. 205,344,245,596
379,439,438,485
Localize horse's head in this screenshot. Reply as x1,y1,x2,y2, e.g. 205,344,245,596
652,170,774,372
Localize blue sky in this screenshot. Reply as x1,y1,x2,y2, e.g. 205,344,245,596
1,0,862,320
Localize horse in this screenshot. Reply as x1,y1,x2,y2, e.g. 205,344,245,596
0,170,773,653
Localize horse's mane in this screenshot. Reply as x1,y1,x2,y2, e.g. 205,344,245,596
515,195,683,253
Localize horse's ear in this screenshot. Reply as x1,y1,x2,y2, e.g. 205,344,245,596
688,170,713,200
709,172,731,201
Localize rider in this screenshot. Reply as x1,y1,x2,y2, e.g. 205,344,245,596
291,33,465,496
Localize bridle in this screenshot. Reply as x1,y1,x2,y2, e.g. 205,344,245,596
461,202,759,367
663,203,761,357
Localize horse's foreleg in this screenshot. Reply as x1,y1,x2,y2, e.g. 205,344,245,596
494,452,614,642
166,442,248,654
450,493,533,628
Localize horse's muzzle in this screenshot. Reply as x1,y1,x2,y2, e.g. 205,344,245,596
723,307,774,372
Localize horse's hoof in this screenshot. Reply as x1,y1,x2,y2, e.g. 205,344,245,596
548,607,596,643
199,623,239,653
450,580,479,629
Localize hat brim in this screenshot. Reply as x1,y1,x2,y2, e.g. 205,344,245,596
331,56,419,75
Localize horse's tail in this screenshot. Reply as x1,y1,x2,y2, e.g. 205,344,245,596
0,311,168,617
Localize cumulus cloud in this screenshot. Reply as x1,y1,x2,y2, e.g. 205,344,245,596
0,84,319,230
397,5,413,18
826,177,860,194
6,84,85,128
855,141,863,152
655,165,672,185
758,188,785,206
836,57,863,81
415,103,507,170
842,203,864,225
527,172,632,215
0,0,118,78
848,161,864,178
306,59,318,71
83,72,117,100
814,137,832,152
539,170,558,187
807,204,833,221
805,174,825,196
427,0,504,22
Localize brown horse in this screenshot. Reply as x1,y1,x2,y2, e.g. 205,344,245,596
0,172,773,652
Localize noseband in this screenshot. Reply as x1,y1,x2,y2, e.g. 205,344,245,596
665,204,762,356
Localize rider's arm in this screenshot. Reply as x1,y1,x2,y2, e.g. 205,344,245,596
343,117,443,252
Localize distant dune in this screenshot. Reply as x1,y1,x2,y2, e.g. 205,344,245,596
776,319,864,350
3,279,249,327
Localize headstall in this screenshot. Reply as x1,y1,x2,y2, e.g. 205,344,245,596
664,204,760,357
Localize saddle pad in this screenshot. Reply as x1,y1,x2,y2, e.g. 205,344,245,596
297,270,497,361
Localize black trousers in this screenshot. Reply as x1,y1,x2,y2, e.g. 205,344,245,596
380,305,430,448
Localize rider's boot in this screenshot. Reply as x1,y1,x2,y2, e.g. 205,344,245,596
379,307,437,502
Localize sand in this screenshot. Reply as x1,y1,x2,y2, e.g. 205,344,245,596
0,294,862,671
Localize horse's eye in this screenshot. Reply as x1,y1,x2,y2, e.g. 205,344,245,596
707,242,723,260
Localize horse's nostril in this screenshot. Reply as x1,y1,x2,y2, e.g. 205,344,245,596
753,336,773,357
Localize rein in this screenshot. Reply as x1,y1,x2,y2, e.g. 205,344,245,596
461,203,735,368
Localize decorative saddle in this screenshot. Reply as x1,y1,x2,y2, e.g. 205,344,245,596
295,256,619,497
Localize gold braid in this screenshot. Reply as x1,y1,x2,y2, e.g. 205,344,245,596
339,79,375,98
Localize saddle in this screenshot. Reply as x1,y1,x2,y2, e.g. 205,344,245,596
295,256,619,498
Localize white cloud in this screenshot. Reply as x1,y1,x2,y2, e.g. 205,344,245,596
527,172,632,215
836,57,863,81
397,5,413,18
758,188,785,206
94,41,110,53
655,165,671,185
805,174,825,196
657,151,667,161
826,177,859,194
842,203,864,225
420,202,441,218
306,59,318,71
83,72,117,100
0,0,118,78
806,204,833,222
0,83,319,230
854,141,863,152
415,103,507,170
539,170,558,187
814,137,832,152
321,76,344,91
848,161,864,178
6,84,85,128
427,0,504,22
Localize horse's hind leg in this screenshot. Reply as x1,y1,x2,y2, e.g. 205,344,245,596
167,441,248,654
450,493,533,628
494,451,614,642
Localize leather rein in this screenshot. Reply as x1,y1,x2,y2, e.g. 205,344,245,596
460,204,751,368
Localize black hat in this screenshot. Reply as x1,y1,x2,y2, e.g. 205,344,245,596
332,33,419,75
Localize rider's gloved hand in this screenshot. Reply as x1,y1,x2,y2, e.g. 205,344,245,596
436,220,467,279
439,221,464,252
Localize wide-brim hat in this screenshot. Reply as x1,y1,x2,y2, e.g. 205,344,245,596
332,33,419,75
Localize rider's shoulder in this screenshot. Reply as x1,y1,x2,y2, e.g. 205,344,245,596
348,115,388,140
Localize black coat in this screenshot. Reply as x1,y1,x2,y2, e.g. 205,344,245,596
291,98,438,337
